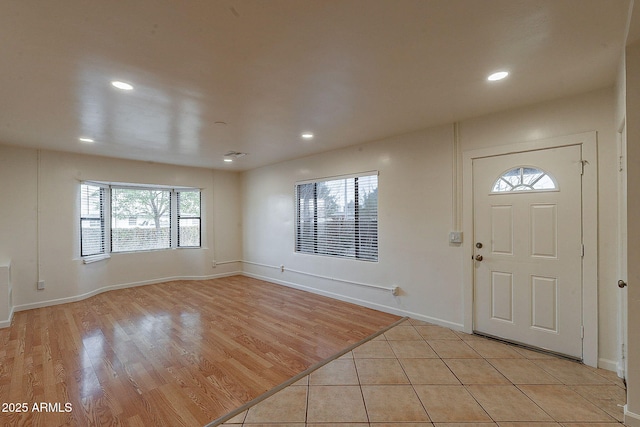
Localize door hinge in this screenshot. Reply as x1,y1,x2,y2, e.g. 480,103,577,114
581,326,584,339
581,244,585,258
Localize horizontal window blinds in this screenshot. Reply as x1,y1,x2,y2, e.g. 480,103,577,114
295,173,378,261
80,184,105,256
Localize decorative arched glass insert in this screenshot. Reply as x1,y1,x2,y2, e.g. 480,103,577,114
492,166,557,193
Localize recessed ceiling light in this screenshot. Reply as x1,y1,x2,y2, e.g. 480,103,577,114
79,137,94,143
224,158,233,163
301,132,314,139
111,80,134,90
487,71,509,81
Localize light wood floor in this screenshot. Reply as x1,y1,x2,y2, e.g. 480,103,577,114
0,276,400,426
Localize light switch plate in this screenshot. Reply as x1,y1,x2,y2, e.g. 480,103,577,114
449,231,463,244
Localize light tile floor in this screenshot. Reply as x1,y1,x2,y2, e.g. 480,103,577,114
219,318,626,426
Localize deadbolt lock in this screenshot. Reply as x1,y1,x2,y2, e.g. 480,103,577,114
476,242,483,249
618,280,627,288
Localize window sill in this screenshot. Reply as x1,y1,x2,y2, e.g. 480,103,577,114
82,254,111,264
110,247,202,255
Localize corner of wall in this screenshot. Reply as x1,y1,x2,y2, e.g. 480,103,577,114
0,262,13,328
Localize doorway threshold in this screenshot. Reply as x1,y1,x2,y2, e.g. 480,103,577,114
472,330,582,363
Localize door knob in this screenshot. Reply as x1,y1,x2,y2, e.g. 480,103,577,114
618,280,627,288
475,255,483,261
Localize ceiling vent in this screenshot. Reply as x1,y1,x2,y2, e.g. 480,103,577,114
224,151,248,159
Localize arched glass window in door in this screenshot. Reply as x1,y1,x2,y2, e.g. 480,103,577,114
492,166,557,193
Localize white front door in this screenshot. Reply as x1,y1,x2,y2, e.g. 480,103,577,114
473,145,583,359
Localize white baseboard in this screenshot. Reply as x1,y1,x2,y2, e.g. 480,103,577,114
625,405,640,427
241,271,464,331
5,269,463,333
10,271,241,315
617,360,626,379
597,357,620,373
0,305,15,328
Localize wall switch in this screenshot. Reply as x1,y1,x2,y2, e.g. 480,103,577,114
37,280,45,290
449,231,463,244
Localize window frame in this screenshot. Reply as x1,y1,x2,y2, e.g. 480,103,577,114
80,181,202,259
110,186,173,253
491,166,558,194
177,190,202,248
294,171,379,262
80,183,108,258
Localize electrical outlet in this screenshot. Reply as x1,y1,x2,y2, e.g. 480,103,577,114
212,260,216,268
37,280,45,290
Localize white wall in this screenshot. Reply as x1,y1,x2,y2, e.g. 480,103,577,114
0,146,243,314
241,87,620,368
0,146,38,312
242,124,464,327
624,40,640,425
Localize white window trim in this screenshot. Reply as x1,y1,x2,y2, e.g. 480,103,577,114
295,170,379,186
490,165,559,194
82,253,111,264
80,181,202,258
294,171,379,262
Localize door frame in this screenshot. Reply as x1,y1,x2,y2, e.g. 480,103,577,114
617,119,628,378
462,131,598,367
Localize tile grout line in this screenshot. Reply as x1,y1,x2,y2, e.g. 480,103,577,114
402,323,437,424
304,372,310,426
569,384,627,422
458,384,495,424
207,316,409,426
415,321,496,424
427,328,496,424
512,383,568,424
352,343,371,425
458,344,567,425
511,356,564,423
414,322,562,425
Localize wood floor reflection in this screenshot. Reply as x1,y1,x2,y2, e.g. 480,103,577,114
0,276,400,426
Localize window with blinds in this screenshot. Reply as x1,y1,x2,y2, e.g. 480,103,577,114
295,172,378,261
79,182,201,257
80,184,106,256
177,190,201,247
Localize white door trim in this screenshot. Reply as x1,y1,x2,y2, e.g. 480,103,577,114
617,120,628,378
462,131,598,367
